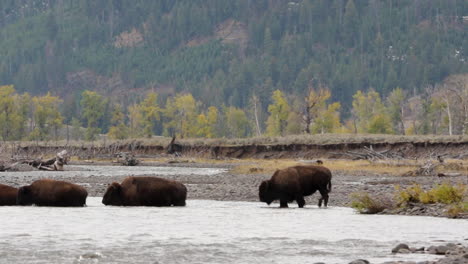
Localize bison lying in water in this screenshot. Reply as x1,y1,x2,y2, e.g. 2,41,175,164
17,179,88,207
0,183,18,206
102,176,187,206
259,165,332,208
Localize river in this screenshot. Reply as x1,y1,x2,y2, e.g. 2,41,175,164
0,198,466,264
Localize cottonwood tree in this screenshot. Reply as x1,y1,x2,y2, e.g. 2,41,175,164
303,83,331,134
108,103,129,140
80,90,106,141
444,74,468,134
266,90,290,136
247,94,263,137
194,106,218,138
163,93,198,138
311,102,341,134
127,104,144,138
386,87,406,134
0,85,20,140
139,92,162,137
71,117,82,140
30,93,63,141
351,89,392,133
225,106,250,138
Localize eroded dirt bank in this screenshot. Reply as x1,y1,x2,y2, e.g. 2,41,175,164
4,140,468,160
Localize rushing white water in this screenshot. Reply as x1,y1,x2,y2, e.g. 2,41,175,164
0,198,466,264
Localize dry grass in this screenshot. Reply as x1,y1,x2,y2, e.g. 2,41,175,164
230,159,423,176
230,158,468,177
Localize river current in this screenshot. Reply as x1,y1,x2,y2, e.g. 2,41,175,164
0,198,466,264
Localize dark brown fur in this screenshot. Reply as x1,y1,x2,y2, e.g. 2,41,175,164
102,176,187,206
17,179,88,207
0,183,18,206
259,165,332,208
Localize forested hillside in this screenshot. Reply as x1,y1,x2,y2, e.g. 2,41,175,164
0,0,467,140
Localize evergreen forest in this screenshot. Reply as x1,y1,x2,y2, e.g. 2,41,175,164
0,0,467,140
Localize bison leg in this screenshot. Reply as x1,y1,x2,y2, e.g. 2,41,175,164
173,200,186,206
318,189,329,208
296,196,305,208
279,199,289,208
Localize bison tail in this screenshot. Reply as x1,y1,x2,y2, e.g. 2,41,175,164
327,180,332,193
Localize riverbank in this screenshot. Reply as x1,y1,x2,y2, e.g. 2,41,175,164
1,160,466,263
1,158,466,218
2,134,468,161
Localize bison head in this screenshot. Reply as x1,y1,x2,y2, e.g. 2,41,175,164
17,186,33,205
102,182,123,206
259,180,274,205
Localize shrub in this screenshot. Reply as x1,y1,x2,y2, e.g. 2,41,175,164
445,202,468,218
395,183,467,207
350,192,393,214
395,184,425,206
431,183,466,204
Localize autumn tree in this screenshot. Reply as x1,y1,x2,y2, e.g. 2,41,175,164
138,92,162,137
30,93,63,141
225,106,250,138
386,87,406,134
285,111,302,135
128,104,144,138
80,90,106,141
108,103,129,140
444,74,468,134
0,85,20,140
163,93,198,138
247,94,263,136
311,102,341,134
71,117,82,140
194,106,218,138
16,92,32,139
303,83,331,134
351,89,392,134
266,90,290,136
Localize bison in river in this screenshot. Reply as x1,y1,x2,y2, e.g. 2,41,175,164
17,179,88,207
259,165,332,208
102,176,187,206
0,183,18,206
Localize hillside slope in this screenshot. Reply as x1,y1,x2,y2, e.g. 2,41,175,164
0,0,467,111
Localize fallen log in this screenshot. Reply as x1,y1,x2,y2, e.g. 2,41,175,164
17,150,68,171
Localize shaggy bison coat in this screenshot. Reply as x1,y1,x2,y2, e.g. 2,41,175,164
0,183,18,206
259,165,332,208
102,176,187,206
17,179,88,207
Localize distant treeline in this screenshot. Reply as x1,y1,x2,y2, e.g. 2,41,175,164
0,0,467,114
1,73,467,141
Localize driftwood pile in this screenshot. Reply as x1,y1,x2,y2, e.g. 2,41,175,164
1,150,69,171
339,146,404,161
23,150,69,171
166,136,182,157
115,152,139,166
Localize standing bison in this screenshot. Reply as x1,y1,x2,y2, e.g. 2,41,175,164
0,183,18,206
259,165,332,208
17,179,88,207
102,176,187,206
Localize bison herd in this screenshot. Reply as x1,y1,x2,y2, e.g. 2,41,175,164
0,165,332,208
